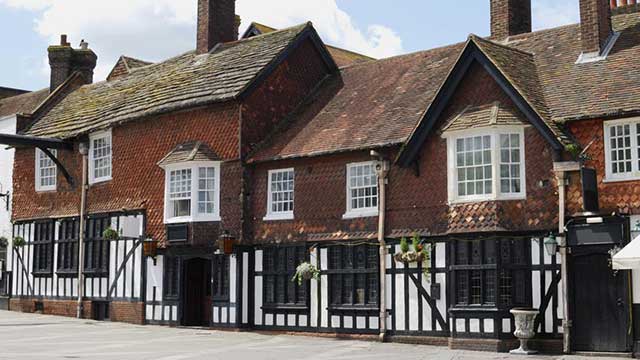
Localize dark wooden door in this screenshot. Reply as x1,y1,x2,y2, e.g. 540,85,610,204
571,246,631,352
182,258,211,326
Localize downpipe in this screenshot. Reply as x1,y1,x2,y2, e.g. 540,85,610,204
77,143,89,319
373,151,389,342
556,170,571,353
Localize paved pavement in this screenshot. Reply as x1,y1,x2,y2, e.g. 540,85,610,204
0,311,630,360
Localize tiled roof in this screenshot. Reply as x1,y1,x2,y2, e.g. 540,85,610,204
157,141,220,166
251,12,640,162
107,56,153,81
243,22,374,67
26,23,313,139
0,88,49,119
441,102,524,133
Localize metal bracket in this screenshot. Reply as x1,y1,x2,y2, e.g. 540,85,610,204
38,147,74,186
0,191,8,211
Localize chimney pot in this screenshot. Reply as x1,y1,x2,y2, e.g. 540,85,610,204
490,0,532,39
197,0,238,54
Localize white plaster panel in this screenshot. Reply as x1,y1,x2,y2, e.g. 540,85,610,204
356,316,366,329
254,276,263,325
242,252,249,324
343,316,353,329
395,273,405,331
265,313,273,326
287,314,296,326
484,318,494,333
229,255,237,303
456,318,465,332
469,319,480,333
299,315,308,327
331,315,340,328
276,314,285,326
436,243,445,268
255,250,263,272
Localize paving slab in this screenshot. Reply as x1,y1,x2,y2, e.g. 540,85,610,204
0,311,629,360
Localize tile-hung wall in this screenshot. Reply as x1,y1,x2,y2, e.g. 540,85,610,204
145,249,252,327
11,213,144,301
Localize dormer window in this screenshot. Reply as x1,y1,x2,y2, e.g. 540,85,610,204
445,127,526,203
159,141,221,224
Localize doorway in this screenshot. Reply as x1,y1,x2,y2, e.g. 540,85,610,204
570,245,632,353
181,257,212,327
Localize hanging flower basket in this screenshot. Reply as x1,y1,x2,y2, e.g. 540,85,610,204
394,251,427,263
12,236,25,248
291,262,320,286
102,228,120,241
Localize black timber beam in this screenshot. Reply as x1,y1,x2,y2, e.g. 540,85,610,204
0,133,75,186
0,133,73,150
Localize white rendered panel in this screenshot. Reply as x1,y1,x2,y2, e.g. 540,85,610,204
255,250,263,272
254,276,263,325
243,252,249,324
320,248,328,328
230,255,237,303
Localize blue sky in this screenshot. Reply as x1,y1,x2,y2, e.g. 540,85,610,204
0,0,580,91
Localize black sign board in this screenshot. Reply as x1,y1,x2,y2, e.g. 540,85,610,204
567,217,626,246
167,224,188,243
581,168,599,213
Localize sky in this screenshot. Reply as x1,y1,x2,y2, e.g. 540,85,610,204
0,0,581,91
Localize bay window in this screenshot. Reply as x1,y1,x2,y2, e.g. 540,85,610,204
163,162,221,223
603,118,640,181
446,127,525,203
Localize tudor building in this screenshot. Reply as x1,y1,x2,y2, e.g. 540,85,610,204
4,0,640,356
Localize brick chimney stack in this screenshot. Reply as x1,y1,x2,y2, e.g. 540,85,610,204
197,0,238,55
490,0,532,39
48,35,97,92
580,0,613,55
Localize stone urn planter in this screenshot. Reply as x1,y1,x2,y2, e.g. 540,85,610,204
510,308,539,355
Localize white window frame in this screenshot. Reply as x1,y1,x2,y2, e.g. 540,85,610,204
35,148,57,192
264,168,295,221
89,130,112,184
445,126,526,204
603,117,640,182
162,161,221,224
343,161,379,219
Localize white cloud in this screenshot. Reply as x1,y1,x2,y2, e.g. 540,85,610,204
0,0,404,82
532,0,580,30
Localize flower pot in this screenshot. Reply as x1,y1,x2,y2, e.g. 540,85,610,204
297,263,316,280
509,308,539,355
393,251,426,264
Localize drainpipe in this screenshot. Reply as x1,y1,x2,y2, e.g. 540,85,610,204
77,143,89,319
372,150,389,342
554,167,571,353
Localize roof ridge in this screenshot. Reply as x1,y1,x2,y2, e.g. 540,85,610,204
469,34,534,57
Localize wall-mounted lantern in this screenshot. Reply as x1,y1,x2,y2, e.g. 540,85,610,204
216,231,235,255
143,237,158,259
544,233,565,256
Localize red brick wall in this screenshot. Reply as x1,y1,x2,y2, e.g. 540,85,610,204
12,103,242,244
110,301,145,325
566,118,640,215
249,62,558,243
241,38,331,157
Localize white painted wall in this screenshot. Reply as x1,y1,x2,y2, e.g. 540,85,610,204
0,115,16,269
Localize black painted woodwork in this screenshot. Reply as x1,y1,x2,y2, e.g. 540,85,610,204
167,224,188,243
262,246,308,308
570,245,632,352
328,245,379,309
212,254,230,302
32,221,55,276
84,217,110,276
568,216,626,246
57,218,79,275
581,168,599,213
181,257,211,326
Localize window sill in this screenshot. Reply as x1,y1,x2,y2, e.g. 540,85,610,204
89,176,112,186
263,213,294,221
342,210,379,219
328,305,379,312
261,304,309,311
56,270,78,278
448,195,525,205
35,188,56,193
164,216,221,225
32,271,53,278
602,175,640,183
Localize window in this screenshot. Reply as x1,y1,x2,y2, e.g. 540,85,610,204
35,149,57,192
57,218,79,275
212,254,230,302
328,245,379,308
164,256,180,300
450,238,530,308
89,130,112,184
603,118,640,181
32,221,55,276
264,168,294,221
263,246,308,308
344,162,379,219
163,162,221,223
446,128,525,203
84,217,110,276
